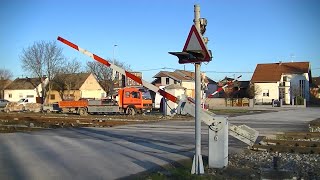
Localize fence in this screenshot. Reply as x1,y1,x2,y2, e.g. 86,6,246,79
205,98,250,108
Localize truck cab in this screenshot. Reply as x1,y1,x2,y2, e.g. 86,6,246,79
118,87,152,115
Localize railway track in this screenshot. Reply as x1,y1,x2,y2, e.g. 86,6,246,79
252,119,320,154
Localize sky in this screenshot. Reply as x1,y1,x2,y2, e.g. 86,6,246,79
0,0,319,82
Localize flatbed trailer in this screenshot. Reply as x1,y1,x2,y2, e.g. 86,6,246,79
58,99,121,116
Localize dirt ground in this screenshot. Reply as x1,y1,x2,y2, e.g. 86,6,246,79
0,111,193,133
1,111,319,179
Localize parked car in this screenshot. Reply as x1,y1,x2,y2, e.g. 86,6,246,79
17,98,36,106
0,99,9,108
43,103,62,113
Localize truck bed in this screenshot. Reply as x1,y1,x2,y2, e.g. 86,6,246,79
58,100,88,108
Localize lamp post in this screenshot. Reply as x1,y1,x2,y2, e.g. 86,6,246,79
112,44,118,80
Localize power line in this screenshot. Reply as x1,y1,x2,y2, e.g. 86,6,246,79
137,67,177,72
136,67,254,74
204,71,253,74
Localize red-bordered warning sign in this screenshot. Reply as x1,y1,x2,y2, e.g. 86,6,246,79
183,25,211,62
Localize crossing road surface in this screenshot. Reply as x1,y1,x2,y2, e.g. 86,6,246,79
0,108,319,179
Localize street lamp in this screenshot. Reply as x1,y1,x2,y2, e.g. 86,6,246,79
112,44,118,80
113,44,118,64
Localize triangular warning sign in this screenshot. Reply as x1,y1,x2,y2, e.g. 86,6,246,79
183,25,211,61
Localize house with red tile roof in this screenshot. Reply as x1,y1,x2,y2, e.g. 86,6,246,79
251,61,311,104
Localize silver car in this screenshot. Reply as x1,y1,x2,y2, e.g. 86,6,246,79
0,99,9,108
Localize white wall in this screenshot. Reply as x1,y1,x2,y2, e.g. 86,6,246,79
161,77,175,85
4,89,38,102
289,73,310,101
254,82,279,104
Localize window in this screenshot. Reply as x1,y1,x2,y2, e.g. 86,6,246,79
50,94,55,100
262,89,269,97
166,78,170,85
299,80,305,98
9,94,12,98
131,92,140,99
26,95,34,98
125,92,130,98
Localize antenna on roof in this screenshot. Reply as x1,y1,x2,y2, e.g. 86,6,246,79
290,53,295,63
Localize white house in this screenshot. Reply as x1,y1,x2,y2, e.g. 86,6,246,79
151,70,217,99
251,61,311,105
4,77,48,103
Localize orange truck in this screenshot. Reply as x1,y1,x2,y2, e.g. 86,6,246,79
58,87,152,116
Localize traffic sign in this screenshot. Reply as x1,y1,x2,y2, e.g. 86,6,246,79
183,25,211,62
169,25,212,64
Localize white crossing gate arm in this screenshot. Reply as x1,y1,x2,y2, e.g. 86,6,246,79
177,97,259,145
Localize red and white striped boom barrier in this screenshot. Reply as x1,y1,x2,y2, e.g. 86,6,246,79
208,75,242,98
57,36,178,104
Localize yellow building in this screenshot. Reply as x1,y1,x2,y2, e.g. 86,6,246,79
47,73,106,103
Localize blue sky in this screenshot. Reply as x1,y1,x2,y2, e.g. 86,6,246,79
1,0,319,82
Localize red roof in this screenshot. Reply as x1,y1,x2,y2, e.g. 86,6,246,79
251,62,310,82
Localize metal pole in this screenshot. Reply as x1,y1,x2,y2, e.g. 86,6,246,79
191,4,204,175
112,44,118,80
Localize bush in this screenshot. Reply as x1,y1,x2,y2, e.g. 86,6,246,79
295,96,304,105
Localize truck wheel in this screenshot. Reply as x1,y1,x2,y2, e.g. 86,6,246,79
126,107,136,116
79,108,88,116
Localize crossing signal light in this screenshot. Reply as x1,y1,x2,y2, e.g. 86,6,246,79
169,50,211,64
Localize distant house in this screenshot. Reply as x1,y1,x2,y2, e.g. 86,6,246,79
114,72,143,89
151,70,217,99
311,76,320,98
48,73,106,103
0,79,12,99
234,81,250,98
251,61,311,104
4,77,48,103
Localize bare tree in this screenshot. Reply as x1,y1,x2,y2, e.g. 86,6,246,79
49,58,83,100
291,84,305,105
20,41,65,104
86,59,131,96
0,68,13,99
247,83,261,99
60,58,82,74
0,68,13,80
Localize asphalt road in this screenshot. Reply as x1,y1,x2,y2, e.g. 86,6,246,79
0,107,319,179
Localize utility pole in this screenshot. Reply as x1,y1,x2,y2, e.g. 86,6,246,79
112,44,118,80
191,4,204,175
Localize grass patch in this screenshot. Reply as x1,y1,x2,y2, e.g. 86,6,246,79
127,158,215,180
125,156,259,180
